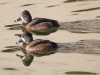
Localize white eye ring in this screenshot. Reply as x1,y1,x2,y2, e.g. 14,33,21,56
21,37,25,42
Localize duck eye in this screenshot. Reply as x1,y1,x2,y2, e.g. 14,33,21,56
23,15,26,17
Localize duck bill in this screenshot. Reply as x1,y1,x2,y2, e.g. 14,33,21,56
16,54,24,58
16,38,23,44
14,17,22,22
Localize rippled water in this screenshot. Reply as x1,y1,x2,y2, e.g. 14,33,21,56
1,0,100,75
4,19,100,54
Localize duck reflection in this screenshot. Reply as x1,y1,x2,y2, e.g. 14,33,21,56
15,31,58,66
16,54,34,66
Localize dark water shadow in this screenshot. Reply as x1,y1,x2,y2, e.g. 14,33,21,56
4,24,21,30
72,7,100,12
63,0,94,3
65,71,97,75
59,19,100,33
46,5,59,8
1,46,22,53
20,4,35,7
96,16,100,18
0,2,8,5
58,40,100,54
3,68,18,71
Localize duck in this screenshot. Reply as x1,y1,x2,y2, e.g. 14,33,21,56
14,10,60,30
16,31,58,56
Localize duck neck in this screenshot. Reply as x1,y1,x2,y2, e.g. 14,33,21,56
22,23,28,27
22,43,28,50
22,37,33,49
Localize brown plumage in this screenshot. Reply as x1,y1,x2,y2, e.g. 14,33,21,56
14,10,60,30
16,31,58,56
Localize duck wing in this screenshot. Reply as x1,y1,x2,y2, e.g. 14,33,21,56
29,17,60,27
26,39,58,56
28,39,58,48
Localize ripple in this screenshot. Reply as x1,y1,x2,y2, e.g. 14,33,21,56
59,19,100,33
20,4,35,7
1,46,22,53
63,0,96,3
58,40,100,54
72,7,100,12
0,2,8,5
3,68,18,71
46,5,59,8
65,71,97,74
4,24,21,30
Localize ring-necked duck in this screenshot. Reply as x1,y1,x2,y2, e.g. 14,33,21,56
14,10,60,30
16,31,58,56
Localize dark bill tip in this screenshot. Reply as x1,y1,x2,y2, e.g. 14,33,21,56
16,38,23,44
16,54,24,59
14,17,22,22
16,42,19,44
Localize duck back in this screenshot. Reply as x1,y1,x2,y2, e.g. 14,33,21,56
29,18,60,27
25,39,58,55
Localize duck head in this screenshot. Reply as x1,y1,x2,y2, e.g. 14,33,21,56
16,31,33,44
14,10,32,23
16,54,34,66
